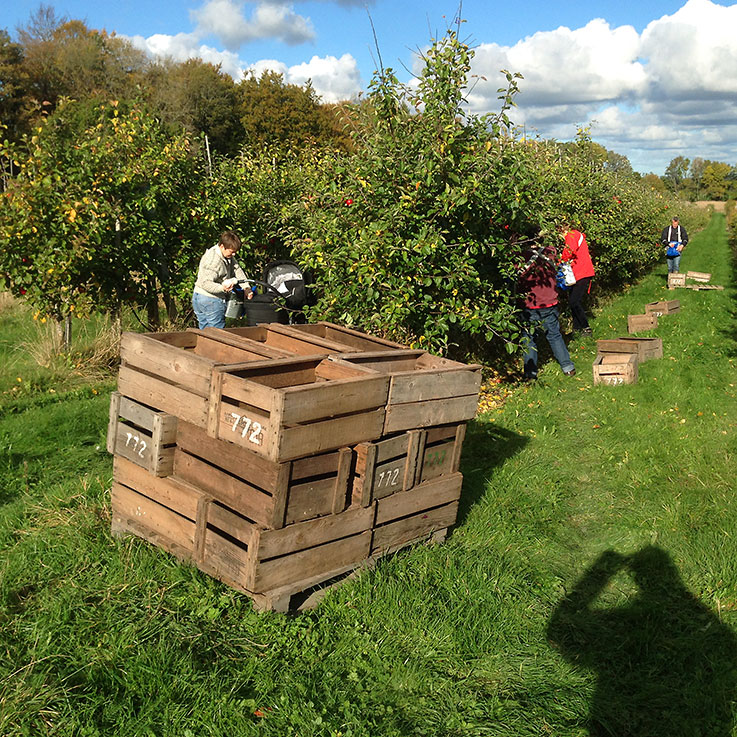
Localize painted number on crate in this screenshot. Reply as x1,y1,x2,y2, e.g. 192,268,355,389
603,377,625,385
125,432,147,458
376,466,401,490
229,412,264,445
425,449,447,468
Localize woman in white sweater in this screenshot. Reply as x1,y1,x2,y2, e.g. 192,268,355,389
191,231,251,328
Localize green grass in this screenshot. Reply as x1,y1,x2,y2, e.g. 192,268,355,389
2,214,737,736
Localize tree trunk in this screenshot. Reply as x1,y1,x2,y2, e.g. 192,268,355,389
55,313,72,353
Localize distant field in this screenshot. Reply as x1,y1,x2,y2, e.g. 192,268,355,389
695,200,726,211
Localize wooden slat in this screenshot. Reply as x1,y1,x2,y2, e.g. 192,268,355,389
214,397,275,457
280,375,390,425
279,408,385,462
374,473,463,525
253,531,371,592
372,502,458,555
200,327,293,359
173,450,274,527
111,482,196,553
107,391,122,454
283,322,405,351
257,505,375,560
202,531,254,591
384,395,479,434
113,456,200,519
388,368,481,405
206,503,258,549
117,365,208,427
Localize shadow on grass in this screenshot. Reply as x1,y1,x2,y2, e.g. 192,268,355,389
548,546,737,736
456,419,528,526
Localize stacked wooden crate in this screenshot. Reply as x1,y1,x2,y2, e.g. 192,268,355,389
108,322,481,611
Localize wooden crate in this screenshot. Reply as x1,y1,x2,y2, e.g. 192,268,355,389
592,353,638,385
686,271,711,283
207,356,390,462
107,391,177,476
627,313,658,333
596,337,663,362
667,273,686,289
352,423,467,506
371,473,463,556
117,330,295,427
175,421,352,528
338,350,481,433
111,456,374,610
352,429,425,507
645,300,680,316
272,322,407,353
415,424,467,485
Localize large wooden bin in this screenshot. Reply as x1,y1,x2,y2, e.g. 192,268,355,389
207,356,390,461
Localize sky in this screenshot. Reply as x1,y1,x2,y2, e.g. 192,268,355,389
3,0,737,174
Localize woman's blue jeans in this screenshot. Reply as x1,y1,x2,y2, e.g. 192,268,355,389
192,292,226,329
521,305,575,378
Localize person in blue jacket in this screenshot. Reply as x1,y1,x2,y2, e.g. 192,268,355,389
660,216,688,273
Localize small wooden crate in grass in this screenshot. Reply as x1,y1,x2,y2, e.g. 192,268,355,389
117,330,296,427
371,472,463,556
645,300,680,316
592,353,638,385
208,356,390,462
111,456,374,612
686,271,711,282
668,273,687,289
337,350,482,434
596,337,663,362
175,421,353,528
627,313,658,333
107,392,177,476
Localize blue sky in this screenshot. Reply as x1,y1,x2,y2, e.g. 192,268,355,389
4,1,737,174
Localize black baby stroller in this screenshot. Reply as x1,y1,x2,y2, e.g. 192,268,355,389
243,260,310,326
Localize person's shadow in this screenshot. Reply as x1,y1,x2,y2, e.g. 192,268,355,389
548,546,737,736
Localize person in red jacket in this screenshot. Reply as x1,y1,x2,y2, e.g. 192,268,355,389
559,224,596,336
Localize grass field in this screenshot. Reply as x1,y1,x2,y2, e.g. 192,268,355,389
1,214,736,736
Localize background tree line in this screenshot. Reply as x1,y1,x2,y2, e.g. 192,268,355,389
0,6,710,361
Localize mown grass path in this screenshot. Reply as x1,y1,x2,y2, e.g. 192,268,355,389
1,214,736,736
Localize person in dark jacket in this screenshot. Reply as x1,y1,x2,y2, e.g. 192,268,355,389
661,216,688,273
517,244,576,380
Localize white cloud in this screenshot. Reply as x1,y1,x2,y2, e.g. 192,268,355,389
192,0,315,49
640,0,737,98
285,53,362,101
460,0,737,172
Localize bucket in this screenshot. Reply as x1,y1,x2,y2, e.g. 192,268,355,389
224,291,244,319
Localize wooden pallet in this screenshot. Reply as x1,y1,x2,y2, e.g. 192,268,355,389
686,271,711,283
336,350,481,433
207,356,390,462
107,392,178,476
596,337,662,362
679,284,724,291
